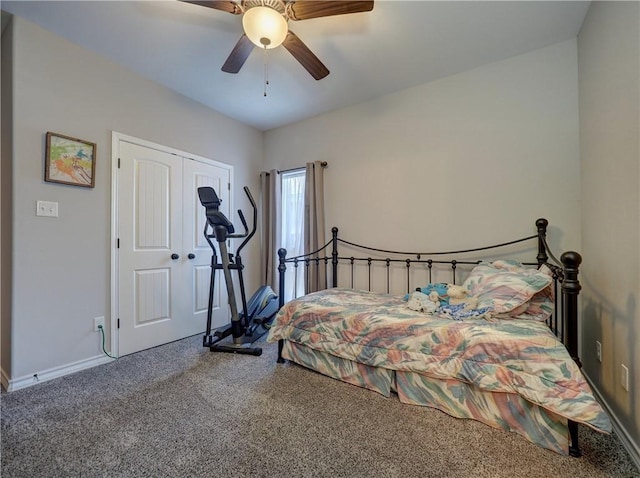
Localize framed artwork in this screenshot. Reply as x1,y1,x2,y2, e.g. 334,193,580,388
45,132,96,188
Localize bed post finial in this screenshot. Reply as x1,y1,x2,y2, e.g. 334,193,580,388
536,218,549,265
331,228,339,288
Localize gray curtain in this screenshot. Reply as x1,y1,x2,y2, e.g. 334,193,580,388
259,170,281,290
304,161,327,292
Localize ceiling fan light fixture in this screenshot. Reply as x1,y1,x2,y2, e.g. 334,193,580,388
242,6,288,49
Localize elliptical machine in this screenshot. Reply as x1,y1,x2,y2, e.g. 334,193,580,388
198,186,279,356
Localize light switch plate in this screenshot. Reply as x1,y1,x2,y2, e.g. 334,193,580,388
36,200,58,217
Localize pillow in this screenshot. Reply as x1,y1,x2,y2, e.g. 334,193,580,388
490,259,530,272
462,261,553,318
491,261,555,321
514,281,554,321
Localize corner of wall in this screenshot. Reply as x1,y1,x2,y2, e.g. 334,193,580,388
577,0,640,467
1,12,14,383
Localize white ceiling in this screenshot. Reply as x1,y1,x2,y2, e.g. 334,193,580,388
2,1,590,131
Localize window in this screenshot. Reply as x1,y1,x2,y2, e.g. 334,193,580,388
281,169,305,300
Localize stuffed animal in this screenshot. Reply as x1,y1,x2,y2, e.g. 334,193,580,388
418,283,449,303
427,290,441,308
446,284,479,311
407,291,439,314
404,283,450,304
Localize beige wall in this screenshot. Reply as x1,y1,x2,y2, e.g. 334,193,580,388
578,1,640,461
265,40,581,258
4,17,263,381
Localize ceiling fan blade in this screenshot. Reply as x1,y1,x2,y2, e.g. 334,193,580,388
180,1,241,14
287,1,374,21
282,31,329,80
221,35,254,73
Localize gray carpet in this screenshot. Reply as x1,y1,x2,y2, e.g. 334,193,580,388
2,336,638,478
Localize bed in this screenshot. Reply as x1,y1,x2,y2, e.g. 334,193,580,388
266,218,611,456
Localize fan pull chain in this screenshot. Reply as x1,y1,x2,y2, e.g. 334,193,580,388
263,46,269,97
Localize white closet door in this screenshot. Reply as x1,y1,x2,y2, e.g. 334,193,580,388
117,141,230,356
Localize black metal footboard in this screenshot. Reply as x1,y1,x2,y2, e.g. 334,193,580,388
276,218,583,456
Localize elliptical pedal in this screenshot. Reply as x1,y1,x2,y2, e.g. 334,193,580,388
209,344,262,356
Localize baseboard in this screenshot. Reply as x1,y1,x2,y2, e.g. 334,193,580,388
4,354,114,392
584,372,640,470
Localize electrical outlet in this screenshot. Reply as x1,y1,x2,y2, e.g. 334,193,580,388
94,316,105,332
596,341,602,362
621,364,629,392
36,200,59,217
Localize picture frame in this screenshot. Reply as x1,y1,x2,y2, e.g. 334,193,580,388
45,132,96,188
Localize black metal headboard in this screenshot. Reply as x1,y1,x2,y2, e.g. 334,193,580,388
277,218,581,363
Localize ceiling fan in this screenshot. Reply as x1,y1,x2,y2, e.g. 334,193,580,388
182,0,374,80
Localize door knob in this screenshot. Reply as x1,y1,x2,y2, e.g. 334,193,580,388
188,253,196,260
171,253,180,260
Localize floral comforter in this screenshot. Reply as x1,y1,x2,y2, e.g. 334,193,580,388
267,288,611,434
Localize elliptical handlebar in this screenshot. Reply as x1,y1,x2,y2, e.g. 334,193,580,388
237,187,257,256
244,186,257,209
237,210,249,234
226,216,248,240
198,185,257,254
